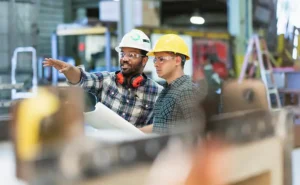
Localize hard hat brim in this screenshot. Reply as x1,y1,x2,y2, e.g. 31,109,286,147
146,51,155,57
115,46,150,52
147,50,190,60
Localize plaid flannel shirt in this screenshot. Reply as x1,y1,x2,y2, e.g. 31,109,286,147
153,75,205,134
69,69,163,127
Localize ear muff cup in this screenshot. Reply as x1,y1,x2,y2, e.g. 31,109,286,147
116,71,125,85
115,71,146,88
131,75,145,88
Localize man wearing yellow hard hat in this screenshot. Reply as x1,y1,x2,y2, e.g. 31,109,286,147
140,34,205,134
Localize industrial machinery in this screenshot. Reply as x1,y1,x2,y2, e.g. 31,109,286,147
51,24,118,85
11,47,38,100
0,47,38,141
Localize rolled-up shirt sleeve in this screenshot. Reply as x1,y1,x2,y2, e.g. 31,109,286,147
67,68,108,95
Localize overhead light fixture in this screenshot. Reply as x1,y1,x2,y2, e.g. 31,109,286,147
190,11,205,25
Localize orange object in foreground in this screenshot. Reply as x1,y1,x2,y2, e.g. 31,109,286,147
185,141,228,185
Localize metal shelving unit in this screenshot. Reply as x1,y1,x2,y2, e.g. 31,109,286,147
51,25,113,85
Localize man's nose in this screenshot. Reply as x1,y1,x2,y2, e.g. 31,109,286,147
121,56,129,62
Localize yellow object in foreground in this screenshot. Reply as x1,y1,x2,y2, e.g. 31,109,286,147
16,88,60,161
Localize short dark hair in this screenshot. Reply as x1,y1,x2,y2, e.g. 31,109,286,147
166,52,186,68
178,54,186,69
140,50,148,57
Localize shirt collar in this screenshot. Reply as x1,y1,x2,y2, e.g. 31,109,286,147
164,75,190,88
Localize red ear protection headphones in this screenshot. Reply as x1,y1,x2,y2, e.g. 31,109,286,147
115,71,146,88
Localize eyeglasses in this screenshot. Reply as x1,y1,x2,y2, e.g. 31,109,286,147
119,52,145,60
153,56,175,64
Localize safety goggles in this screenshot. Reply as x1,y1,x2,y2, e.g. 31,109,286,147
119,52,145,60
153,56,175,64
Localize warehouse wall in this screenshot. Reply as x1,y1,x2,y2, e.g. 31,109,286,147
38,0,67,57
0,1,10,78
0,1,11,112
0,0,70,81
0,0,39,114
72,0,98,9
0,0,71,115
0,1,38,83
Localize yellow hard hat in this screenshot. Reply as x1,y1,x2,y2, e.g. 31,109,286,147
147,34,190,60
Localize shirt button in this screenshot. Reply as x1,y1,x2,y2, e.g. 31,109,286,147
126,100,129,103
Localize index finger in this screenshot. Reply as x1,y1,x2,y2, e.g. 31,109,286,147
45,58,60,64
43,58,53,65
43,58,61,67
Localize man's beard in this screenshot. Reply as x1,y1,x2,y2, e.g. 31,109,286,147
121,60,143,77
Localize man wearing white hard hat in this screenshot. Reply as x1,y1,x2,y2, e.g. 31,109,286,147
44,29,163,127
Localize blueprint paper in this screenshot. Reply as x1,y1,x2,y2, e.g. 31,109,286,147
84,102,145,135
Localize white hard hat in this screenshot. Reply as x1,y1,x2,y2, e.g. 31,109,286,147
115,29,151,52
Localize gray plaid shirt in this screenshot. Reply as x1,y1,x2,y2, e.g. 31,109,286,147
69,69,163,127
153,75,205,134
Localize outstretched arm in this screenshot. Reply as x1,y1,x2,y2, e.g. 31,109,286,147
43,58,81,84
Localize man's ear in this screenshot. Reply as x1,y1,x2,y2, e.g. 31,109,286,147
175,56,181,66
142,56,148,67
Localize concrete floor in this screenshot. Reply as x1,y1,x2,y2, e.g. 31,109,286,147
0,142,299,185
0,142,25,185
293,148,300,185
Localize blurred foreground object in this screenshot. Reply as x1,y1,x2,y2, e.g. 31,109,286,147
10,80,296,185
10,87,84,181
27,107,294,185
222,80,269,113
146,140,227,185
